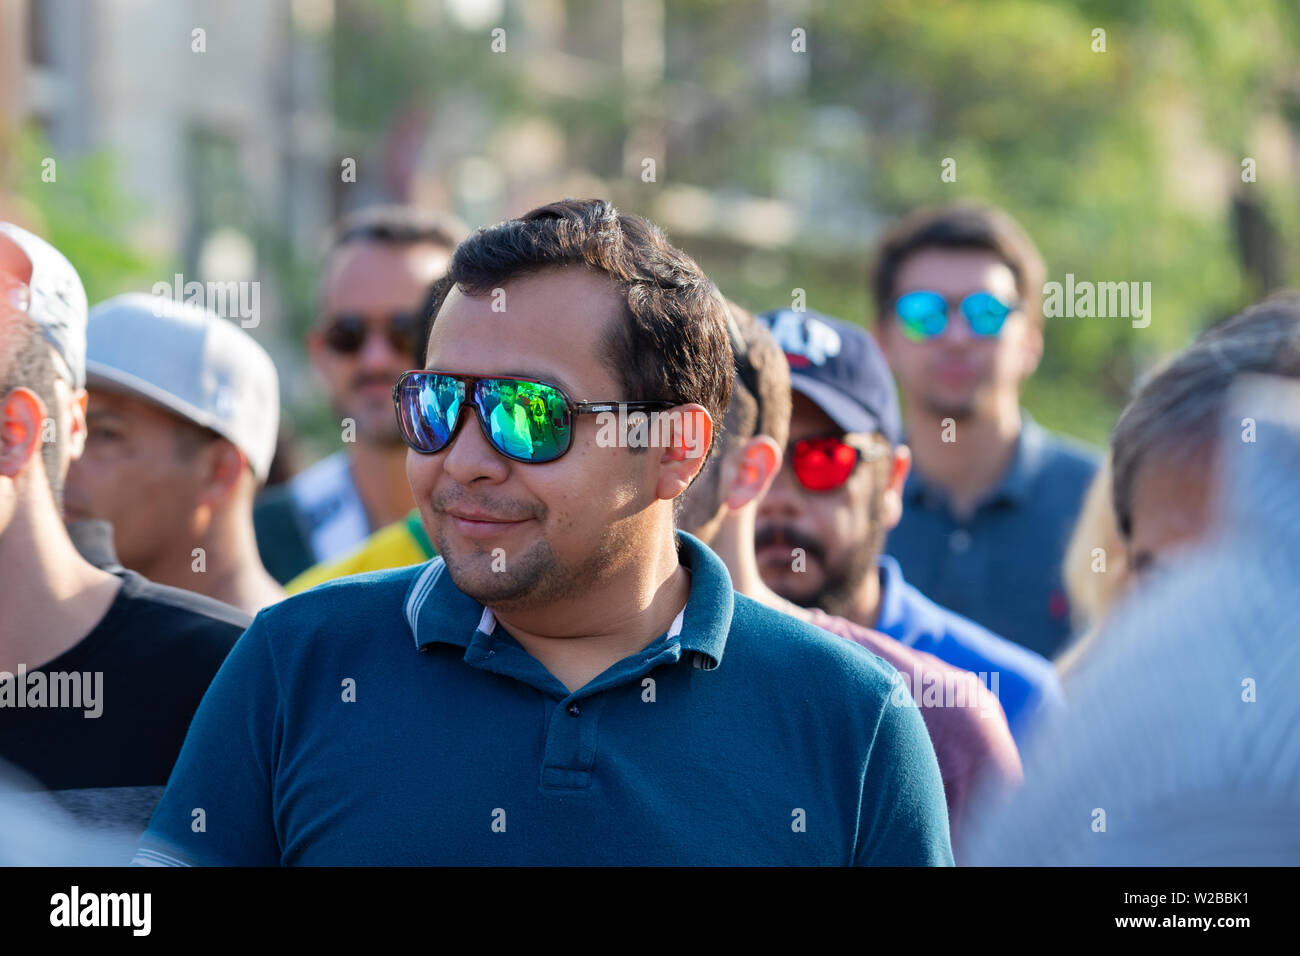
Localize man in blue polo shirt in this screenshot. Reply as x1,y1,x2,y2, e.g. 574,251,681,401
755,308,1063,746
869,203,1099,659
134,199,951,866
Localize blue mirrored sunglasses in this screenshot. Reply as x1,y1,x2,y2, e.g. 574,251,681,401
894,290,1019,342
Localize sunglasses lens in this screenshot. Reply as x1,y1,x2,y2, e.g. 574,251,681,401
325,312,421,356
961,292,1013,336
387,311,419,357
396,372,462,453
323,315,367,354
792,437,858,491
476,379,572,462
895,291,948,342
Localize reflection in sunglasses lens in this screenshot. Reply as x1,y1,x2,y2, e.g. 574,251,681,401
397,373,575,463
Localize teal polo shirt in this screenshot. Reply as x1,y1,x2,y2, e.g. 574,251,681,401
134,532,952,866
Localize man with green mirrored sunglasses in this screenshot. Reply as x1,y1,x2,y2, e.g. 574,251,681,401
137,198,952,867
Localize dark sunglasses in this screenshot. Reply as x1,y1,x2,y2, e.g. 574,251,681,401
894,290,1019,342
789,435,886,492
393,370,675,464
321,311,419,356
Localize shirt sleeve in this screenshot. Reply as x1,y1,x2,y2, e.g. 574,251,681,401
132,614,282,866
855,688,956,866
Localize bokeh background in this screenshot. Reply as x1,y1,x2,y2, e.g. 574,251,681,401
2,0,1298,459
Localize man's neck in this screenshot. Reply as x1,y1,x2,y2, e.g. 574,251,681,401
0,500,121,672
140,506,284,616
905,395,1022,520
350,440,416,532
492,528,689,695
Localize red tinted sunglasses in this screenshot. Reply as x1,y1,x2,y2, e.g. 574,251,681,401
790,435,884,491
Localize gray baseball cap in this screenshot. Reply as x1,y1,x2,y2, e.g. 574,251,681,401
85,293,280,483
0,222,89,388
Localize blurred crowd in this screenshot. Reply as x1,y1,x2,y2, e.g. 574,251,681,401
1,197,1297,866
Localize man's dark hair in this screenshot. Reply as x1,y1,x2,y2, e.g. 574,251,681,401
414,277,443,366
869,201,1047,327
172,420,224,461
1110,292,1300,539
321,205,467,312
720,300,792,453
422,198,734,463
329,204,468,255
674,300,793,531
0,315,65,508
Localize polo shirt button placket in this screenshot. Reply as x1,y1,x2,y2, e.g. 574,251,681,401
566,701,580,717
949,529,972,554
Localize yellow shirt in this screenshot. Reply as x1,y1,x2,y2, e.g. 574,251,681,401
286,510,435,595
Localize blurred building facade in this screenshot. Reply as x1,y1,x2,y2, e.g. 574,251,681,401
13,0,334,270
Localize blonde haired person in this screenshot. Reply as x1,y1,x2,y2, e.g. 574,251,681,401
1055,454,1129,678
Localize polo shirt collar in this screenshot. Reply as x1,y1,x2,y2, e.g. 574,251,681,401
903,407,1045,510
402,530,734,670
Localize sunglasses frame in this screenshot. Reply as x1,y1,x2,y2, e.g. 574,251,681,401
393,369,677,464
789,433,888,492
893,289,1021,342
320,311,421,356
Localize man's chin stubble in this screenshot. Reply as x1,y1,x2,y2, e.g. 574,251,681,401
438,534,586,611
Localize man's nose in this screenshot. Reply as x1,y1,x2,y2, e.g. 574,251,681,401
440,402,510,484
939,303,976,345
357,323,403,368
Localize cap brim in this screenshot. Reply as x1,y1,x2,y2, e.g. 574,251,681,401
85,361,265,481
788,374,885,439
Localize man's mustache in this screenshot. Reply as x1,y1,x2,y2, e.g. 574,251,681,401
754,523,824,564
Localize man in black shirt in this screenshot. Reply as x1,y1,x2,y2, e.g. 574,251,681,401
0,223,248,845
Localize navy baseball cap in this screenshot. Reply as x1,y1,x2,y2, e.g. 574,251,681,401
757,308,902,446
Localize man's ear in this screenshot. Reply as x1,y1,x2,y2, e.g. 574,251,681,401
879,442,912,533
64,386,89,462
655,405,713,502
0,386,46,479
196,439,248,508
723,435,782,511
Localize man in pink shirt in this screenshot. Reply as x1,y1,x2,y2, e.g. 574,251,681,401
677,299,1022,849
